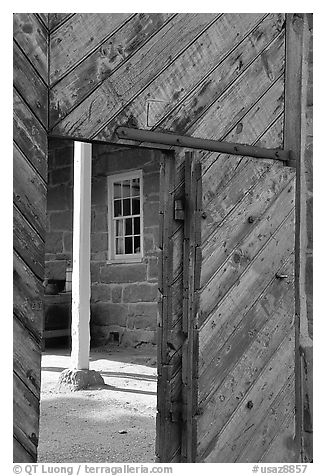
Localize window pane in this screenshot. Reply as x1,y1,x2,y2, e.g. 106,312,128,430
134,217,140,234
131,178,140,196
114,200,122,217
134,236,141,253
132,198,140,215
125,236,133,254
125,218,132,235
116,237,124,254
113,182,122,199
115,219,123,237
122,180,130,198
123,198,131,216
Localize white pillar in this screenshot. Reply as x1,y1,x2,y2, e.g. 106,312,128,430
71,141,92,370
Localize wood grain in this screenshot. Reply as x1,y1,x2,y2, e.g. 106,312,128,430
197,257,294,457
13,317,41,398
13,89,47,180
13,42,48,128
13,144,46,239
13,205,45,280
48,13,74,32
49,13,174,126
13,251,44,343
13,13,48,83
50,13,133,83
51,13,218,138
94,13,269,140
13,372,40,460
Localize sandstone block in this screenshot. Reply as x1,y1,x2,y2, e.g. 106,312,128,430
100,263,147,283
123,283,158,303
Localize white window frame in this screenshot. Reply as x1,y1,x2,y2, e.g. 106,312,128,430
107,170,144,263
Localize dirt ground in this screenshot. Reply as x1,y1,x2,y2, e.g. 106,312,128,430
38,344,157,463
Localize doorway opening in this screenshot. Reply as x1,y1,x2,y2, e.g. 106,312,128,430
39,138,164,462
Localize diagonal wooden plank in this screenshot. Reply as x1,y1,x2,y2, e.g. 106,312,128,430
199,209,295,355
13,13,48,84
236,375,295,462
48,13,74,32
13,204,44,280
157,14,284,135
50,13,133,83
199,255,295,406
13,251,43,343
35,13,49,30
49,13,174,126
189,31,285,142
201,171,295,288
200,76,284,187
13,143,46,240
201,331,294,462
13,42,48,128
261,413,297,463
13,372,39,460
93,13,270,141
13,88,47,180
197,257,294,457
13,316,41,398
51,13,218,138
13,435,35,463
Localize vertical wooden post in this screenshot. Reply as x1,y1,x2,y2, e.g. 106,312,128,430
284,13,313,462
71,141,92,370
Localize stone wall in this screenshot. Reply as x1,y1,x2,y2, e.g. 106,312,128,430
45,140,160,347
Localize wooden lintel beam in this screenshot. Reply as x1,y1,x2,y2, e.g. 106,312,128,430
116,126,292,163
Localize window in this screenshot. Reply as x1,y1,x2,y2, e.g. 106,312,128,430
107,170,143,262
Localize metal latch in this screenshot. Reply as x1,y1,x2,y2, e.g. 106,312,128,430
174,199,184,221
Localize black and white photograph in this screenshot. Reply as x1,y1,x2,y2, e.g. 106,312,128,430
11,6,314,470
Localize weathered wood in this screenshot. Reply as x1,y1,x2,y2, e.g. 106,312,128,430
13,372,40,460
36,13,48,30
50,13,133,83
157,152,184,462
13,42,48,128
200,76,284,179
94,13,268,140
237,375,295,462
181,154,201,462
199,209,295,355
48,13,74,32
51,13,218,138
189,31,285,144
13,143,47,240
202,335,294,462
14,436,35,463
13,251,43,343
13,13,48,83
197,257,295,457
13,12,47,464
13,205,44,280
201,171,295,288
49,13,174,126
284,13,310,462
13,316,41,398
13,89,47,180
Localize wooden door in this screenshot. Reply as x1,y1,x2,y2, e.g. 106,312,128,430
196,153,297,462
13,13,48,462
157,150,297,463
156,151,202,463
